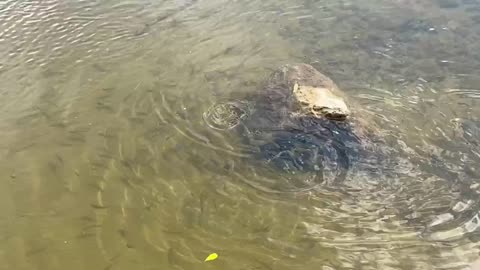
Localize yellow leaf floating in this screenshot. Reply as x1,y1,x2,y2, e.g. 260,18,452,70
204,253,218,262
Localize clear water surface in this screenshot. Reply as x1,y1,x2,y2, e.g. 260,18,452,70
1,0,480,269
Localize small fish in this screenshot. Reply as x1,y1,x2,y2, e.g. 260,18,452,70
90,203,108,209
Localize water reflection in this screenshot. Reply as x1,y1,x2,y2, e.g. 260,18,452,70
0,0,480,269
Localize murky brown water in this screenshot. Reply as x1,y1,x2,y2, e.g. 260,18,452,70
1,0,480,269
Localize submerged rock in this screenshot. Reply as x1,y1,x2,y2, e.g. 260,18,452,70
204,63,382,188
272,63,350,121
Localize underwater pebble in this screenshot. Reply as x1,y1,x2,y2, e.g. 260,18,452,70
429,213,454,227
464,214,480,233
429,227,465,241
453,200,473,212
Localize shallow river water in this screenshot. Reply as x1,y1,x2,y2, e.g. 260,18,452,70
1,0,480,269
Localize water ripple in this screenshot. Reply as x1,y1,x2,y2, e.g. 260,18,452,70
447,88,480,99
1,0,480,268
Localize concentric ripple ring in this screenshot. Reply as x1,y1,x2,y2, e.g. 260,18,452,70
203,100,250,130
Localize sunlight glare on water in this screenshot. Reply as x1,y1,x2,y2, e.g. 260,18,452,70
1,0,480,269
